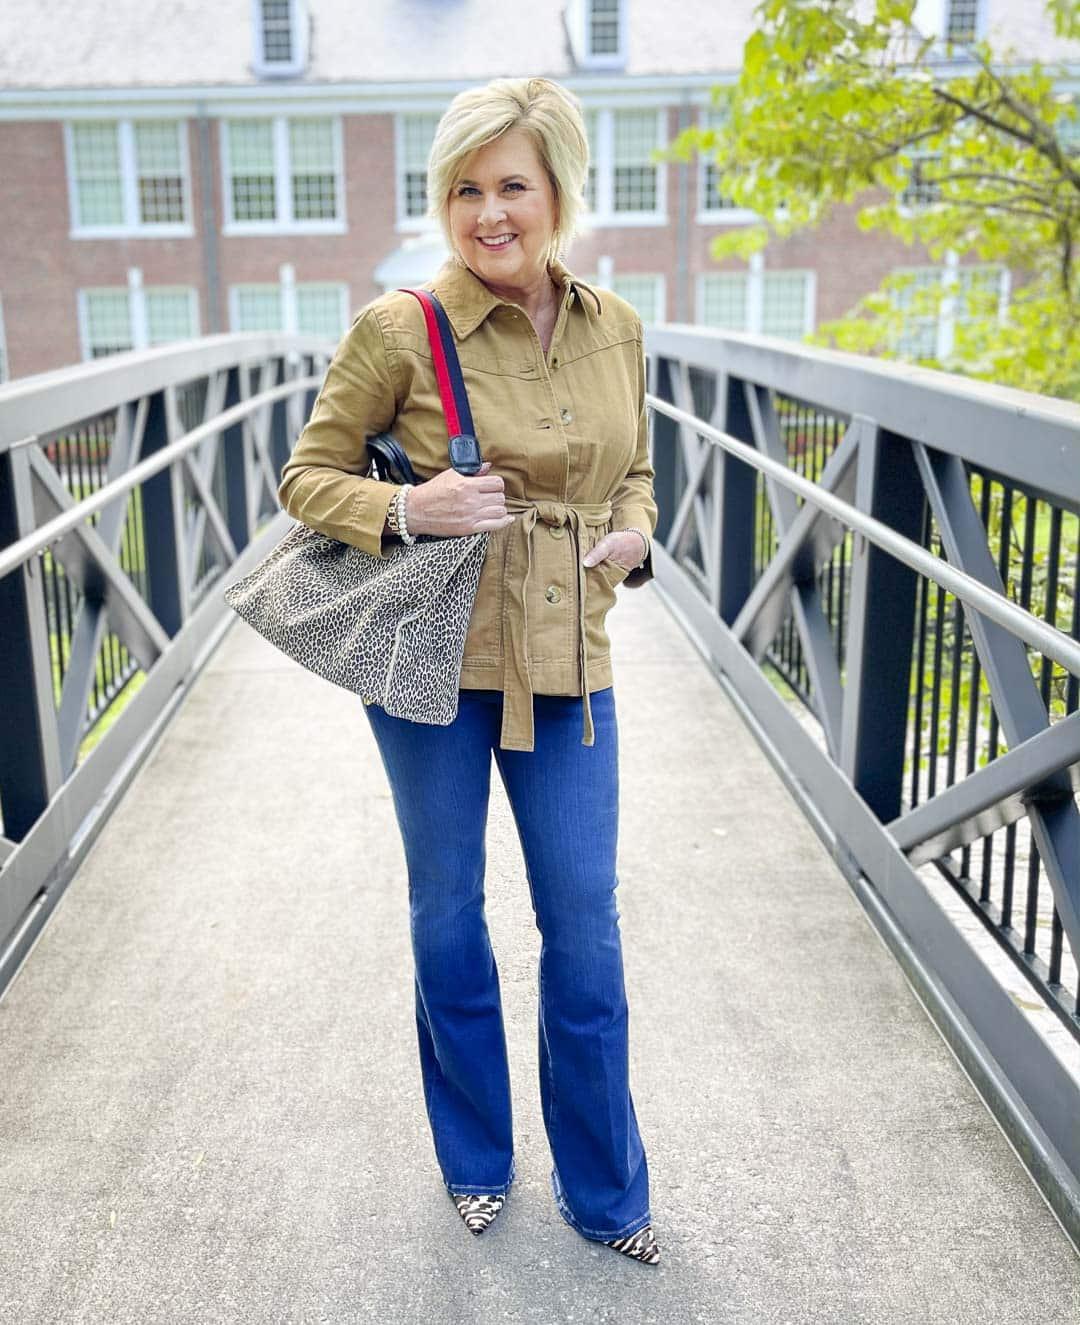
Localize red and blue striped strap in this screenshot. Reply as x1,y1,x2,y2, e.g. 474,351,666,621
397,287,475,443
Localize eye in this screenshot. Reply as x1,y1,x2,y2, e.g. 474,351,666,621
454,182,526,197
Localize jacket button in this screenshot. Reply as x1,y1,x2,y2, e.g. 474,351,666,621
548,525,565,539
560,407,573,424
545,585,562,603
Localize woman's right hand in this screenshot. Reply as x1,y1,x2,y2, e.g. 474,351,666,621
404,461,516,537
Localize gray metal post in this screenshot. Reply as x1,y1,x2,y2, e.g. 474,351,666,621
140,391,186,637
0,447,64,838
715,372,759,626
221,366,251,553
840,427,926,821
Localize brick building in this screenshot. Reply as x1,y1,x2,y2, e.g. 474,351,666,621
0,0,1075,380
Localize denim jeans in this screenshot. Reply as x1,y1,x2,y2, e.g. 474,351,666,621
362,686,652,1241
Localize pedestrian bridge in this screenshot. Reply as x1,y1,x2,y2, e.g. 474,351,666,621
1,328,1078,1319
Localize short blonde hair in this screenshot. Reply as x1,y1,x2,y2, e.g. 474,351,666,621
427,77,590,268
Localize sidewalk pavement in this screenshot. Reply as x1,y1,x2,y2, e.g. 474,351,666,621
1,583,1078,1323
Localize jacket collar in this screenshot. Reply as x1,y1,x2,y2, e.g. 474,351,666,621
426,254,604,340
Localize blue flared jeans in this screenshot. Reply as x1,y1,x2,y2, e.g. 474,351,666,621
361,685,652,1242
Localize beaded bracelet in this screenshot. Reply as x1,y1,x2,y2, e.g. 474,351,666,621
621,526,651,569
389,483,417,545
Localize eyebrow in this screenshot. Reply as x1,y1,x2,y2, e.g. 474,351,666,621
456,174,530,185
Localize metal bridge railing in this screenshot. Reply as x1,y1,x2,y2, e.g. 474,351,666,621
642,324,1080,1250
2,319,1079,1250
0,335,331,995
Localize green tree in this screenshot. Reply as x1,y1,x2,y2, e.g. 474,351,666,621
664,0,1080,398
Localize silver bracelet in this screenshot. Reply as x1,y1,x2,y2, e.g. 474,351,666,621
621,526,650,569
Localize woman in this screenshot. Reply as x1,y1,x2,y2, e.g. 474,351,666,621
277,76,660,1266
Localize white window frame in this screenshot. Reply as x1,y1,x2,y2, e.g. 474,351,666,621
566,0,628,70
64,119,193,239
695,107,756,227
221,115,346,236
0,295,8,383
76,273,200,361
251,0,309,78
695,258,816,339
228,269,350,338
394,112,441,234
585,107,668,227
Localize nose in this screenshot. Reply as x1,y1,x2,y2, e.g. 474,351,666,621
477,193,508,228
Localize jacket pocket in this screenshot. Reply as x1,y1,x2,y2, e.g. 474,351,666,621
593,555,631,587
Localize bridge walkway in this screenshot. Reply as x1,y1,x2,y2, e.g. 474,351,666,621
1,586,1077,1323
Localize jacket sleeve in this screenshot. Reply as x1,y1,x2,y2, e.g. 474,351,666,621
610,327,658,588
277,304,401,558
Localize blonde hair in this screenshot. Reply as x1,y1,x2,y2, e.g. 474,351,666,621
427,77,590,268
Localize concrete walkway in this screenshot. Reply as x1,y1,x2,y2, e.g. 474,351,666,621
1,583,1078,1324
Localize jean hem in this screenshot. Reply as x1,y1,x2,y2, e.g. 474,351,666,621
444,1154,516,1198
549,1166,652,1242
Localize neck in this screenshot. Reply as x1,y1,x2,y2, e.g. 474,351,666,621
475,263,560,323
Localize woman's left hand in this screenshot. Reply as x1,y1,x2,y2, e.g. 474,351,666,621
582,530,647,571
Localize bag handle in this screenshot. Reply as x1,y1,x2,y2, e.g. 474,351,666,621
396,288,485,476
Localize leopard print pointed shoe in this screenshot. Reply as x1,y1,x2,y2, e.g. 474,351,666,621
605,1223,661,1265
451,1191,506,1236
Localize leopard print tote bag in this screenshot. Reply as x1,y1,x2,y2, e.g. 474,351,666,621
223,287,489,727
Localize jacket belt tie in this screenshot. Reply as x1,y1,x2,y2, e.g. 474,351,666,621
498,496,614,752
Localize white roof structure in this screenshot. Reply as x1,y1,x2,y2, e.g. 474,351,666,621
0,0,763,92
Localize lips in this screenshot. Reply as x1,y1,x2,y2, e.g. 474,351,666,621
477,234,517,249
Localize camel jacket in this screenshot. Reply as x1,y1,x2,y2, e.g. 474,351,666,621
276,254,658,752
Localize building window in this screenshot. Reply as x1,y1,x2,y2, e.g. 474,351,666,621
135,122,186,224
584,109,600,212
761,272,814,340
698,264,815,339
892,261,1008,360
1059,100,1080,156
900,150,942,210
297,284,349,337
145,290,197,345
610,274,665,323
223,116,343,232
252,0,308,77
229,275,348,339
699,273,749,330
589,0,621,56
67,120,191,236
945,0,980,42
289,119,337,220
911,0,982,44
893,268,943,358
227,121,276,221
583,108,666,224
397,113,440,226
568,0,626,68
697,106,753,223
79,281,198,360
613,111,660,212
588,268,665,322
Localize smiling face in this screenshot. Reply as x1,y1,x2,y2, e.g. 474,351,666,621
447,126,559,292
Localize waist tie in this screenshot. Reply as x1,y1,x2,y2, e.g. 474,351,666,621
498,496,614,752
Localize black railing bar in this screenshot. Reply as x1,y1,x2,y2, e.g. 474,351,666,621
0,376,319,582
648,393,1080,681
